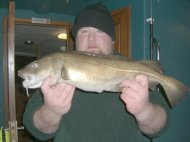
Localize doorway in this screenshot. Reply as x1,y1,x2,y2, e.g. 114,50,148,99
3,17,72,142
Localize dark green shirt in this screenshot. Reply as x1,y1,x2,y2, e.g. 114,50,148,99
23,89,170,142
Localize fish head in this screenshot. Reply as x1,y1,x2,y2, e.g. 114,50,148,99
18,56,53,89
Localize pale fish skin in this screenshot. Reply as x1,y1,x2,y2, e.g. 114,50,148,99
18,51,189,107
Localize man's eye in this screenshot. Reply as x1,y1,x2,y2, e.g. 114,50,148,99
81,29,88,34
97,29,104,33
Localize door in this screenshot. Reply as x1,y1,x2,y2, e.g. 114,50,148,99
3,16,72,142
112,6,131,58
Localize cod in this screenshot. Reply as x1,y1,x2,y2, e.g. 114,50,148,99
18,51,189,107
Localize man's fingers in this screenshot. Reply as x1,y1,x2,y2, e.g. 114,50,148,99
41,76,53,88
135,74,148,86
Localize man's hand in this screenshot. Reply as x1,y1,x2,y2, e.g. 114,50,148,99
33,76,75,134
41,76,75,116
120,74,167,135
120,74,150,115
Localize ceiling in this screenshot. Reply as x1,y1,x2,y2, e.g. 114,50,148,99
0,0,109,16
15,24,68,57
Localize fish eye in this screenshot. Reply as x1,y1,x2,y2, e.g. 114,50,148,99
31,62,38,68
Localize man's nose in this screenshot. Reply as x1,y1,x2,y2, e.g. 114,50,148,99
87,31,96,41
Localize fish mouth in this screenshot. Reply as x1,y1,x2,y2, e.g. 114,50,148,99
22,79,42,89
18,70,42,89
18,70,25,79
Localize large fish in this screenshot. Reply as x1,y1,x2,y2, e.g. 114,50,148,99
18,51,189,107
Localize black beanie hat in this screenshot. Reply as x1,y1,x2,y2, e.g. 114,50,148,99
71,3,115,41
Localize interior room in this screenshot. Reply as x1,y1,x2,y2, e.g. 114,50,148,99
0,0,190,142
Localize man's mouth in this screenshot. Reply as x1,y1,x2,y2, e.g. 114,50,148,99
88,46,97,49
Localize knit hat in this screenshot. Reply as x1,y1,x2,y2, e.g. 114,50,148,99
71,3,115,41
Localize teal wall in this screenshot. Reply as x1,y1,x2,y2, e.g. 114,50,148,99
148,1,190,142
106,0,190,142
0,8,8,128
1,0,190,142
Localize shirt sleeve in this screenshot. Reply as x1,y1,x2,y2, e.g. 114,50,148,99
22,90,56,141
147,88,171,138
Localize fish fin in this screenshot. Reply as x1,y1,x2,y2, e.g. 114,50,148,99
72,51,103,58
105,85,121,92
149,81,159,90
160,76,189,107
52,58,70,81
52,58,64,71
140,60,164,74
106,55,132,61
72,51,131,61
61,66,70,80
51,58,66,83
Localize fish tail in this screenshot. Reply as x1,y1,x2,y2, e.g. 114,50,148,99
160,76,189,107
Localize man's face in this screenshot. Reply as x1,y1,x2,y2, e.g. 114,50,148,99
75,27,114,55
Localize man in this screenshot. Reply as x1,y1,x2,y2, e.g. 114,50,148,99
23,3,170,142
